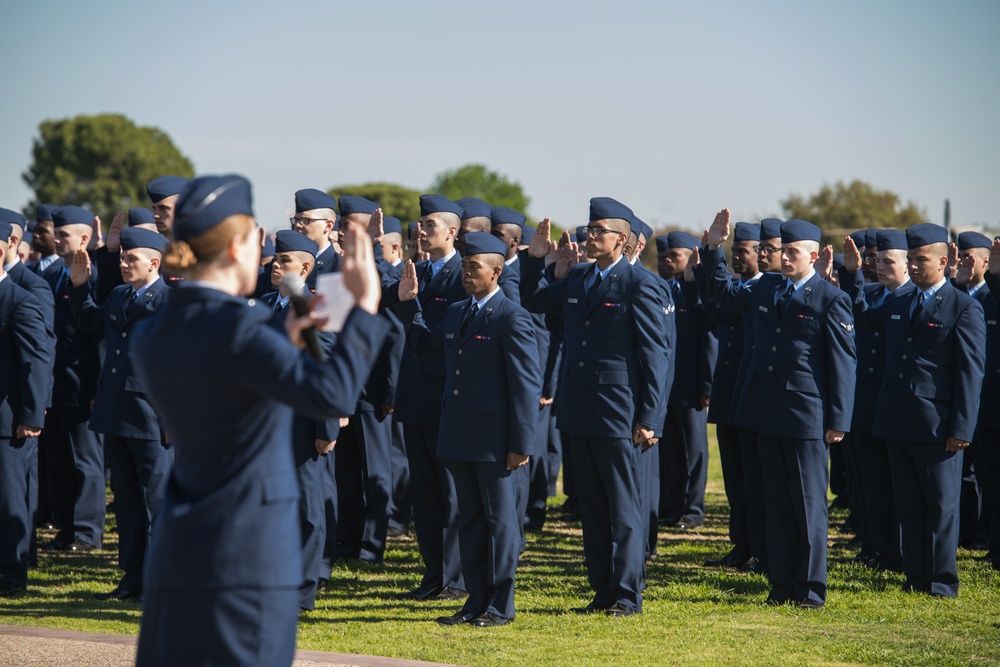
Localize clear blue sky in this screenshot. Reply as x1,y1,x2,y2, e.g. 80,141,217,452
2,0,997,233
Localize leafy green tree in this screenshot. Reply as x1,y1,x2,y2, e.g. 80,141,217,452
428,164,531,216
781,180,926,240
22,113,194,220
327,182,422,223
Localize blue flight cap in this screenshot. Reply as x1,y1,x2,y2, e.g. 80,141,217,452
733,222,760,243
849,230,867,248
147,176,190,203
628,215,652,241
575,225,589,243
338,195,378,216
21,229,33,245
589,197,633,222
957,231,991,251
905,223,948,249
864,229,879,248
53,205,94,228
462,231,507,257
261,235,275,257
456,197,492,220
407,222,419,237
173,174,254,242
36,204,58,223
875,229,907,251
274,229,319,257
0,207,27,230
128,208,155,227
520,225,535,244
781,219,822,244
666,231,700,250
0,220,11,241
760,218,783,240
120,227,170,254
654,235,670,253
295,188,337,213
419,194,464,218
382,216,402,235
833,253,845,270
490,206,526,228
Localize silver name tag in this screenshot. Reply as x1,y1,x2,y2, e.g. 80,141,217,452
568,298,579,304
891,314,901,320
759,305,768,313
445,333,455,339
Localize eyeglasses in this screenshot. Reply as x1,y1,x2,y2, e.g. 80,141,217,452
289,216,328,227
862,255,877,265
585,226,623,237
753,244,782,255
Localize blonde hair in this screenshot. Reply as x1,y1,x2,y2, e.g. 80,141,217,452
163,214,256,273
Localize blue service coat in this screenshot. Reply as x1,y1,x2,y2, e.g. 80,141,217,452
980,274,1000,430
6,261,56,405
521,254,670,439
702,246,857,439
395,291,542,462
131,285,389,589
0,278,50,434
71,279,168,439
847,271,986,444
667,279,716,407
46,264,102,408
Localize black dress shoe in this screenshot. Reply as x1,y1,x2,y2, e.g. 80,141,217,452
64,541,97,552
704,550,750,568
472,612,510,627
41,537,71,551
742,557,767,575
0,582,26,597
316,577,330,591
797,599,824,610
435,586,468,601
572,601,609,615
398,581,442,601
94,587,141,601
676,519,703,532
436,611,476,626
605,603,638,617
764,595,789,606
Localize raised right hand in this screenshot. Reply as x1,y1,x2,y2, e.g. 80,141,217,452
705,208,731,249
398,260,419,302
69,249,92,287
528,217,554,258
106,211,126,252
340,224,381,314
842,236,862,273
989,239,1000,276
367,208,384,242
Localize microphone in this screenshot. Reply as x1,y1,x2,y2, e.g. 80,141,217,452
280,273,326,362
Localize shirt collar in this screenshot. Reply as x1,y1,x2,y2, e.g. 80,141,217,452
431,249,457,274
968,279,985,297
470,286,501,310
785,269,815,292
737,272,762,288
919,277,948,299
595,254,624,280
132,275,160,298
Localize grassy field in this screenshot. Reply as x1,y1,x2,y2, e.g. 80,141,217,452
3,439,999,667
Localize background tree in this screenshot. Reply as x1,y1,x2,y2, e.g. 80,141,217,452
327,182,422,223
22,113,194,221
781,179,927,241
428,163,531,216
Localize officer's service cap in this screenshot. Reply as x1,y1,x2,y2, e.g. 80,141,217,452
147,176,190,203
958,231,991,251
733,222,760,243
120,228,170,254
463,231,508,257
173,175,254,242
589,197,633,222
53,206,94,228
781,219,822,244
338,195,379,216
875,229,907,251
420,194,464,218
906,223,948,249
456,197,491,221
491,207,526,228
295,189,337,214
383,216,402,235
128,208,155,227
274,230,319,257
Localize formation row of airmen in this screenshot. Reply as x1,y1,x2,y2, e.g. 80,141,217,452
0,174,998,664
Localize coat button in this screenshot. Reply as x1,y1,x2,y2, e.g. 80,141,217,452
768,366,773,371
726,343,732,348
906,337,912,342
247,298,256,307
724,361,730,366
115,349,121,356
455,370,461,375
585,320,590,326
578,361,584,367
581,341,587,347
457,349,463,355
874,332,880,337
111,368,117,374
771,346,777,352
869,367,874,372
121,332,127,338
453,389,459,395
902,355,907,360
775,327,781,333
898,373,904,379
871,349,877,355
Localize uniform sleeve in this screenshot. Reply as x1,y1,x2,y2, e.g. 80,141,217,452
702,246,754,314
823,290,858,433
839,266,886,331
69,283,108,335
391,298,447,361
14,295,51,429
949,299,987,442
504,309,543,456
632,273,671,430
520,254,567,315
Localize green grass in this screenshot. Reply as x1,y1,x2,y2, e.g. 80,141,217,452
3,436,1000,667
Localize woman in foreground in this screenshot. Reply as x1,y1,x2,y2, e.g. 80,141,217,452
132,174,388,666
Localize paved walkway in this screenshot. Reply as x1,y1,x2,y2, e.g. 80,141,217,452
0,624,464,667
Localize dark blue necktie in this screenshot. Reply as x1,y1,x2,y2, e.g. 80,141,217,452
587,271,603,302
461,302,479,335
776,284,794,317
